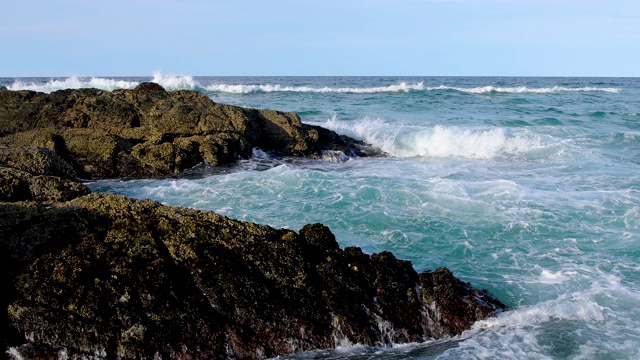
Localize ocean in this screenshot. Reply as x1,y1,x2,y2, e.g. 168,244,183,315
3,74,640,359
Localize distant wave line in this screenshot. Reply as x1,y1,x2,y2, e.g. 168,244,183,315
5,73,621,94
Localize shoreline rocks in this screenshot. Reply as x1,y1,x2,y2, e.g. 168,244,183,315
2,194,505,359
0,85,506,359
0,84,380,180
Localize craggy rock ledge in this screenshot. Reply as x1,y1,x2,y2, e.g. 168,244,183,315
0,82,380,180
0,85,505,359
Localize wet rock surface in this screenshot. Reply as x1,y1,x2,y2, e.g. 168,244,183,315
0,85,505,359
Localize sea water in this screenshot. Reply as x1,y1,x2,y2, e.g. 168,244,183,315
3,74,640,359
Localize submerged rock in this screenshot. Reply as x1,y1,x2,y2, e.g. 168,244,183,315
1,194,505,359
0,85,381,179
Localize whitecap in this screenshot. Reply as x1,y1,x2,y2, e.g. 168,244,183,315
204,82,425,94
151,71,198,90
7,76,139,93
314,116,552,160
428,85,621,94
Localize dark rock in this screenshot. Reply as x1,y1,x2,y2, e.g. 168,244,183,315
7,342,67,360
0,146,76,180
0,86,7,92
1,194,505,359
0,87,381,179
0,146,90,202
134,82,167,93
0,166,90,202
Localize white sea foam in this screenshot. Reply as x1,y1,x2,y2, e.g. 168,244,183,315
204,81,426,94
314,116,549,159
624,207,640,229
438,291,608,359
314,116,399,155
6,76,621,95
5,72,199,93
321,150,350,162
202,82,620,94
427,85,621,94
400,126,544,159
7,76,139,93
150,71,197,90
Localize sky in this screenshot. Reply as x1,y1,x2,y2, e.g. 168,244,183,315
1,0,639,77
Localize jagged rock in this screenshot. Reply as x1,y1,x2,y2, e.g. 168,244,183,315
0,146,89,202
0,146,76,180
0,85,381,179
1,194,505,359
0,167,89,202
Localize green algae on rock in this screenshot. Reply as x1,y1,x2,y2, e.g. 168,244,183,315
0,84,380,179
2,194,505,359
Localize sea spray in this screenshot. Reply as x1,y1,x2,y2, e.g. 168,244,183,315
7,76,139,92
313,116,553,159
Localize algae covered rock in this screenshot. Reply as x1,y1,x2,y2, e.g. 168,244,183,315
0,146,89,202
0,146,75,180
1,194,505,359
0,85,380,179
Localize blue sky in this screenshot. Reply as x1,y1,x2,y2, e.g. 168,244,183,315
2,0,639,77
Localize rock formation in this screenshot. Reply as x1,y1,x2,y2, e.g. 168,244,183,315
0,84,379,180
0,84,505,359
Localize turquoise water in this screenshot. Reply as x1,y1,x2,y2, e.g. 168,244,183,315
4,75,640,359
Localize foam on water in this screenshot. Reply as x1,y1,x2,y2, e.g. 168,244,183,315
440,272,640,360
5,72,200,93
428,85,621,94
314,116,553,159
150,71,198,91
204,81,426,94
7,76,139,93
203,82,621,95
4,74,622,97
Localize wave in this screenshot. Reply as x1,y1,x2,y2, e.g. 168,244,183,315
428,85,621,94
150,72,198,91
203,83,621,94
6,74,621,95
5,72,198,93
7,76,140,93
314,116,552,160
204,82,426,94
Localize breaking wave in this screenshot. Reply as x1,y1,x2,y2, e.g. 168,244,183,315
5,74,621,94
314,116,552,160
204,82,426,94
204,83,620,94
429,85,621,94
7,76,139,93
5,72,198,93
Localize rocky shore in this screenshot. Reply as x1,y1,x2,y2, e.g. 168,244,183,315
0,84,505,359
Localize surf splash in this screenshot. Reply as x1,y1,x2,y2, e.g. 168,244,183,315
6,76,139,93
314,116,552,160
428,85,621,94
4,74,621,95
204,82,427,94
